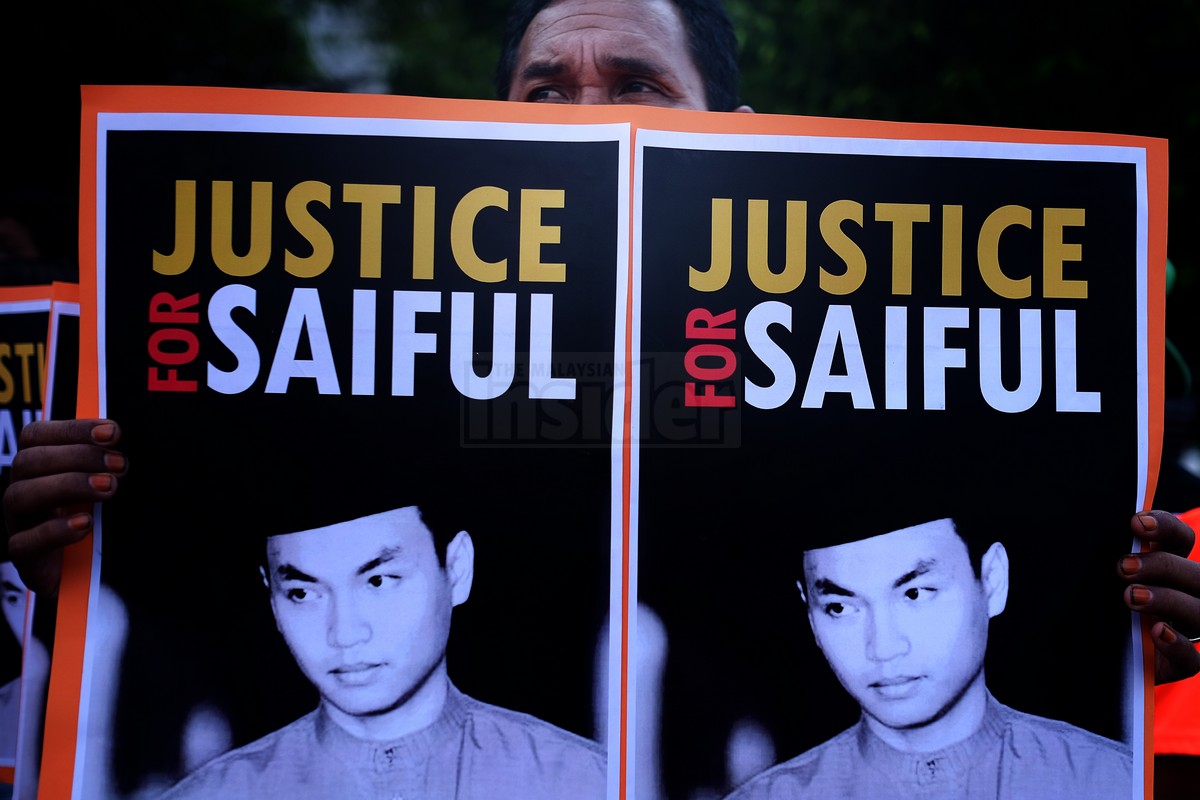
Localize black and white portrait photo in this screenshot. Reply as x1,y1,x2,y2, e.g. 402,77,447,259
725,510,1133,799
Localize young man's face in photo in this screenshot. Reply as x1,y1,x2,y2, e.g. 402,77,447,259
801,519,998,735
0,561,28,643
506,0,709,109
263,507,470,719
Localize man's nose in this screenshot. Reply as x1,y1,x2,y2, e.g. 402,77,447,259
326,594,371,648
865,606,910,662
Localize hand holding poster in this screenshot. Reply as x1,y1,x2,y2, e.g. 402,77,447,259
48,85,1166,800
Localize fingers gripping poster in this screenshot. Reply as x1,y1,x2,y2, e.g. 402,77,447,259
55,86,1166,800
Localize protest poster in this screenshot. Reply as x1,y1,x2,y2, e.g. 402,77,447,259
632,119,1165,800
0,281,77,798
10,283,80,800
0,284,54,787
54,85,629,800
0,285,53,496
49,85,1165,800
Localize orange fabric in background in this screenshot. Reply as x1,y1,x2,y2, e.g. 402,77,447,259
1154,506,1200,754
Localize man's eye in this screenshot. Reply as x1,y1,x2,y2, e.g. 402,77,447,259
904,587,937,602
285,587,312,602
823,602,847,617
528,86,568,103
621,80,660,95
366,574,401,589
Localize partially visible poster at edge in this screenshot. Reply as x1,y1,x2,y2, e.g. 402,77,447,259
12,283,80,800
0,284,55,791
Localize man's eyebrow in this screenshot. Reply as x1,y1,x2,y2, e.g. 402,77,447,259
893,559,937,589
812,578,855,597
273,547,406,582
356,546,404,576
275,564,317,583
602,54,672,78
2,580,22,593
518,60,567,82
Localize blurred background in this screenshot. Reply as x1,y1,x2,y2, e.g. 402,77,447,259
3,0,1197,507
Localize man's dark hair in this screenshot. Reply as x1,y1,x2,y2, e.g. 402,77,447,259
945,514,994,580
0,562,22,686
415,501,465,567
493,0,744,111
794,512,997,598
257,502,463,574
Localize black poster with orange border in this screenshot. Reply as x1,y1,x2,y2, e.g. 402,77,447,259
633,126,1161,800
0,281,78,800
48,86,1166,800
0,284,54,791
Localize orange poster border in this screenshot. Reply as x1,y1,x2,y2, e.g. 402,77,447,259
0,286,57,304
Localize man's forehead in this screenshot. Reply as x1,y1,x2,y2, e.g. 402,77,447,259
522,0,691,58
531,0,685,28
803,518,963,572
267,506,430,557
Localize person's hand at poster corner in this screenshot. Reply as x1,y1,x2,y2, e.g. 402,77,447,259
1118,510,1200,684
2,418,126,597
